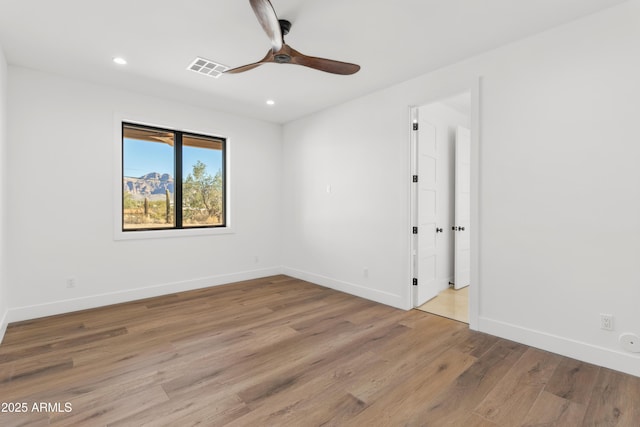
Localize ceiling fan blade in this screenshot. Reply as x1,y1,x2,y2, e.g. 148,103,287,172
289,46,360,75
249,0,283,52
224,49,275,74
225,62,265,74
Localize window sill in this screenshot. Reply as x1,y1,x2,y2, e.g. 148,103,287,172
114,226,234,241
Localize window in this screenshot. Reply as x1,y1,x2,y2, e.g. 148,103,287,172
122,122,226,232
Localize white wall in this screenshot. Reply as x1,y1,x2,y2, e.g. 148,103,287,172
282,94,410,307
419,102,470,291
5,67,283,322
283,1,640,377
0,44,8,341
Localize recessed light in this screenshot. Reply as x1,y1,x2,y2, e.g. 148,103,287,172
266,100,275,106
113,57,127,65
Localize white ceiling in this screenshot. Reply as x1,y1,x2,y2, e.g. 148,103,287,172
0,0,628,123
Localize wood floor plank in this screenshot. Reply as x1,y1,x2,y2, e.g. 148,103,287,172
241,318,452,423
0,275,638,426
0,327,128,364
225,319,410,408
545,358,600,404
582,368,640,426
347,318,469,404
472,347,563,425
411,338,528,425
107,389,249,427
51,385,169,426
346,349,476,426
0,321,88,349
451,330,502,359
223,351,381,426
462,413,499,426
521,390,587,426
0,356,74,384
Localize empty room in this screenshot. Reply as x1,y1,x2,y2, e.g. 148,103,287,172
0,0,639,425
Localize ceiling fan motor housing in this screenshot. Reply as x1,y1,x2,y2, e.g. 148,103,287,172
279,19,291,35
274,54,291,63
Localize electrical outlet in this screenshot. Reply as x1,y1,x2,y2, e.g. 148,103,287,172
66,277,77,289
600,314,614,331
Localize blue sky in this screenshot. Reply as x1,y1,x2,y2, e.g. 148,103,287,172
123,139,222,179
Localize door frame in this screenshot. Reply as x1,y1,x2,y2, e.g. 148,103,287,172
409,78,481,330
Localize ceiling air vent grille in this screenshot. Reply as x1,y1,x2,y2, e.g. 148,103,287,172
187,57,229,78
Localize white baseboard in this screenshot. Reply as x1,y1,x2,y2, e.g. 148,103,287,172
479,317,640,378
7,267,283,324
283,267,405,309
0,307,8,345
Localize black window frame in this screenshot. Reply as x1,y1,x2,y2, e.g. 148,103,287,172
121,121,227,232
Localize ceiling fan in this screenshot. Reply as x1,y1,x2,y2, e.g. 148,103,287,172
225,0,360,75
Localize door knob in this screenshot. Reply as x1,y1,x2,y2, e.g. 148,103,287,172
452,226,458,231
459,226,465,231
436,228,443,233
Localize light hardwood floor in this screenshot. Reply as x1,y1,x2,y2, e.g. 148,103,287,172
417,286,469,324
1,275,638,426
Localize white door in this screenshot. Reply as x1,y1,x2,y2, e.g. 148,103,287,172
416,121,439,305
454,126,471,289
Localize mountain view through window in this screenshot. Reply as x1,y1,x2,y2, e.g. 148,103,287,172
122,123,225,231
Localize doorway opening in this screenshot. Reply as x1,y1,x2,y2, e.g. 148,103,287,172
411,91,473,324
417,286,469,323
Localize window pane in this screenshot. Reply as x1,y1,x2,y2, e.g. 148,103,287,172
182,134,225,227
122,125,175,230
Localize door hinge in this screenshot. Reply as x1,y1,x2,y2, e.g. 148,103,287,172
412,175,418,183
413,278,418,286
412,227,418,234
412,122,419,131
